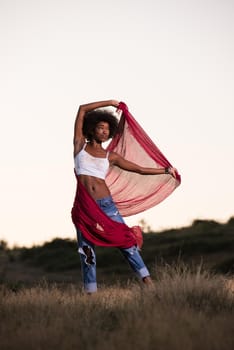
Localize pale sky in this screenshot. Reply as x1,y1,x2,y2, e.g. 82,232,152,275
1,0,234,247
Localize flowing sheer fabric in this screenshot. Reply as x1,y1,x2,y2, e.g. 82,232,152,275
71,179,141,248
106,102,181,216
71,102,181,248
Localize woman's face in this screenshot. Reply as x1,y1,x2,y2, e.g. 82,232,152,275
94,121,110,142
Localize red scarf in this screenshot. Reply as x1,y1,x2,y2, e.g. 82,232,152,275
71,102,181,248
71,180,142,248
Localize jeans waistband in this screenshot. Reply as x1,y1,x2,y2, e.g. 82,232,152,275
96,196,113,205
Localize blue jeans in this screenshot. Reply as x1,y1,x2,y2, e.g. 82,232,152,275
76,196,150,293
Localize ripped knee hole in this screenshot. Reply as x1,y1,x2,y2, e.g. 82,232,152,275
83,246,95,265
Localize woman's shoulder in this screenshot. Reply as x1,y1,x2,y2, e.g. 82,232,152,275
74,140,86,158
108,151,121,162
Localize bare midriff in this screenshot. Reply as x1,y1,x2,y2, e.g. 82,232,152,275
78,174,111,200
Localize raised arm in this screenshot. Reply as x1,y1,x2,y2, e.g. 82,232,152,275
73,99,119,156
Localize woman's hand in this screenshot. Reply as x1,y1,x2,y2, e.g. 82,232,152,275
111,100,120,108
168,167,178,178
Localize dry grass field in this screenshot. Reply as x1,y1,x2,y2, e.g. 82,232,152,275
1,264,234,350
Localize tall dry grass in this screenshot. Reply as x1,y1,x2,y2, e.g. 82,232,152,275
0,264,234,350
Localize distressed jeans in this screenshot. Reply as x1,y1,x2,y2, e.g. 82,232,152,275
76,196,150,293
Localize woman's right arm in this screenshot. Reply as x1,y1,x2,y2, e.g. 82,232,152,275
73,99,119,156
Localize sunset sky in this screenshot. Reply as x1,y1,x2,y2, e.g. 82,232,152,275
1,0,234,247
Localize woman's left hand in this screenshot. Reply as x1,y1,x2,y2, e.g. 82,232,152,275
169,167,178,178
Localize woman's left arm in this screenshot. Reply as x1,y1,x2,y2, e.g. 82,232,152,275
110,153,177,178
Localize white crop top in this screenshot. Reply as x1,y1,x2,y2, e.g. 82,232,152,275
74,144,110,180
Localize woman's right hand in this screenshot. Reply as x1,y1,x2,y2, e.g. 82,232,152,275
111,100,120,108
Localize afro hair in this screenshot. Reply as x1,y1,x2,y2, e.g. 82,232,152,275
83,109,119,141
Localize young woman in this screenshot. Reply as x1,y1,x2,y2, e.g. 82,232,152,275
72,99,177,293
